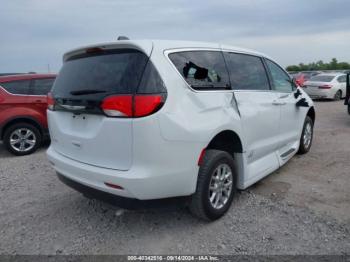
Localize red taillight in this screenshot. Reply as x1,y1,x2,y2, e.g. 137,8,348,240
197,149,206,166
101,94,164,118
47,92,55,110
319,85,332,89
86,47,104,54
134,95,163,117
104,182,124,190
101,95,133,117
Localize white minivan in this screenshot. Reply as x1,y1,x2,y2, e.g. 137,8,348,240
47,40,315,220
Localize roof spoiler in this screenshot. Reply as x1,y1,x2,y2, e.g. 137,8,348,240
117,36,129,40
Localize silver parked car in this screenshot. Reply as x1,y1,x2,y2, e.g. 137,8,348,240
303,73,347,100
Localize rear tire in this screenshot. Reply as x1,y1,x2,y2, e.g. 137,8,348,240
3,123,42,156
189,149,236,221
297,116,313,155
334,90,341,101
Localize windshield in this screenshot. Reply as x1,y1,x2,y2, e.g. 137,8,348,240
309,75,335,82
52,49,148,100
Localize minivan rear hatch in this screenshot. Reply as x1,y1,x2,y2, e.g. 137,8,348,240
49,43,152,170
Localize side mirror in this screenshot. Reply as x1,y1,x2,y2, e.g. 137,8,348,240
294,88,302,99
296,98,309,107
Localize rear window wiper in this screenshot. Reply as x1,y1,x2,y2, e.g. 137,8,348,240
70,89,107,96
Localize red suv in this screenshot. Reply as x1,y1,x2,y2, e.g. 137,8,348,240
0,74,56,155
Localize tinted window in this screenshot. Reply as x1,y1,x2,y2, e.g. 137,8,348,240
224,53,270,90
169,51,230,90
32,78,55,95
137,60,166,94
309,75,335,82
0,80,31,95
52,49,148,100
266,59,293,92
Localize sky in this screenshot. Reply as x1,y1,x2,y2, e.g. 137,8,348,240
1,0,349,73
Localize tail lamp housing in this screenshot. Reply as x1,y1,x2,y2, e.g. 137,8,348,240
47,92,55,110
319,85,332,89
101,94,165,118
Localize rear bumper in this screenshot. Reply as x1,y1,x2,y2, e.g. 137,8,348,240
47,146,198,200
304,88,333,99
57,172,188,209
57,172,137,207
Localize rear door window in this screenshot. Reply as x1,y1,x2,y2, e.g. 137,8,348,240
31,78,55,95
0,80,31,95
168,51,231,90
224,52,270,91
52,49,149,100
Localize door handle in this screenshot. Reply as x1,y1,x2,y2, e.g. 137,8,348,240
272,100,286,105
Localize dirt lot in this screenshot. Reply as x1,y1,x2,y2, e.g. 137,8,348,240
0,101,349,255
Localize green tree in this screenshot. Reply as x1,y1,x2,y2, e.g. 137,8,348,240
286,58,350,71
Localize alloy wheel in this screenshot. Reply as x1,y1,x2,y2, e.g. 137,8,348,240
303,122,312,149
208,163,233,209
9,128,37,152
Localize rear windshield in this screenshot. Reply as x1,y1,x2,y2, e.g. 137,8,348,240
52,49,148,100
309,75,335,82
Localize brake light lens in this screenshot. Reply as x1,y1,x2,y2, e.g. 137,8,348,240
101,95,133,117
197,148,206,166
319,85,332,89
104,182,124,190
101,94,164,118
86,47,104,54
47,92,55,110
134,95,163,117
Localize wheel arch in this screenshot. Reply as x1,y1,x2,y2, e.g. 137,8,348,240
0,116,44,140
205,130,243,157
307,106,315,124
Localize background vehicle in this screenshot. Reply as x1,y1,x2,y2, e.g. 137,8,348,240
303,73,347,100
47,40,315,220
292,71,321,87
0,74,56,155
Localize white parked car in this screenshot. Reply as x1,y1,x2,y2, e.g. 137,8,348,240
303,73,347,100
47,40,315,220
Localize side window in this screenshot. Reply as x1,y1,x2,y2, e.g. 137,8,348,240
224,52,270,90
168,51,231,90
0,80,31,95
31,78,55,95
337,75,346,83
265,59,293,92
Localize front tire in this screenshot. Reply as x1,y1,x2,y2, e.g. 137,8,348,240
3,123,42,156
189,149,236,221
334,90,341,101
297,116,313,154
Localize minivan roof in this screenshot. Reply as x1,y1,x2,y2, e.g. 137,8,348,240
63,39,271,62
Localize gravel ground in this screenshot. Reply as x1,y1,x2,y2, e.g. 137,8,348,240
0,101,349,255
